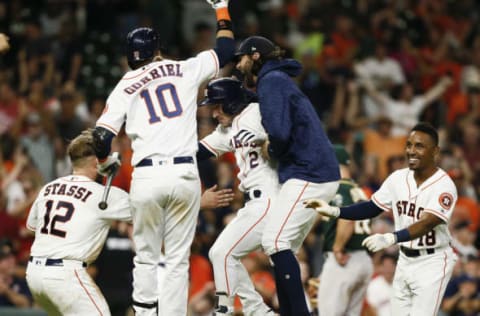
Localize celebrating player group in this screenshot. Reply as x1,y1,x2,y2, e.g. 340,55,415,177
24,0,459,315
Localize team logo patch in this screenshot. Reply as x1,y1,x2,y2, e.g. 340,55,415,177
439,193,453,210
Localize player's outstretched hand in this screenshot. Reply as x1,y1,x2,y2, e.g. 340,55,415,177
206,0,229,9
97,152,121,176
201,185,234,209
362,233,396,252
303,199,340,218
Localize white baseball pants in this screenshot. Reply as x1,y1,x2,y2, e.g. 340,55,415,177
262,179,339,255
391,247,457,316
130,163,201,316
208,196,274,316
26,259,110,316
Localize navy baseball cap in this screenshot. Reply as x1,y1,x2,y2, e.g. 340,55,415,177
235,36,276,57
333,144,350,166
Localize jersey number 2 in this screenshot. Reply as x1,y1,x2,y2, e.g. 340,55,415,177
141,84,183,123
40,200,75,238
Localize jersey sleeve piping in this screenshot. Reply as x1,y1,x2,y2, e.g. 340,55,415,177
371,195,392,212
199,139,219,157
422,208,448,223
96,122,119,135
26,223,36,232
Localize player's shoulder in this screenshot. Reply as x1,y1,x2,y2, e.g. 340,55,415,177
434,168,457,190
233,102,261,127
386,167,409,180
183,49,217,64
109,185,129,199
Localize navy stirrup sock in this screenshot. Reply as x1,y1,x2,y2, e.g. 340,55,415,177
270,250,310,316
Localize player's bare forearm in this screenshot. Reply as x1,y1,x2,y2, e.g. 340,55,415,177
406,212,443,240
333,219,354,252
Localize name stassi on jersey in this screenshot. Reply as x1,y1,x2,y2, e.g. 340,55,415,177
43,183,93,202
123,63,183,95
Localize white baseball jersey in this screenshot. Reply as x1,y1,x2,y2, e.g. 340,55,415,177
200,102,278,193
97,51,220,165
202,103,278,315
27,175,131,264
372,167,458,249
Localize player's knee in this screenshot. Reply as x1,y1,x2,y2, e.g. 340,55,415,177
208,243,224,263
262,235,291,256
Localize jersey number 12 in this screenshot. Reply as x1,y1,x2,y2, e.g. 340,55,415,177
40,200,75,238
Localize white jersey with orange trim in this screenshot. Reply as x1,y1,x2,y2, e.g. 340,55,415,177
200,102,278,193
201,102,279,315
96,50,219,166
27,175,131,264
372,167,457,249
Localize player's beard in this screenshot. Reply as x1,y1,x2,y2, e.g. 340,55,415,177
243,71,256,89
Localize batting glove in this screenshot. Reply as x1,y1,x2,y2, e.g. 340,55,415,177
97,152,121,176
362,233,396,252
303,199,340,218
206,0,229,9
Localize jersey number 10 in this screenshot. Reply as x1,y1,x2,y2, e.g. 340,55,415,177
140,84,183,123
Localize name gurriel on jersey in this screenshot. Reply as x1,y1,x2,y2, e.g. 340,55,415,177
124,63,183,95
43,183,93,203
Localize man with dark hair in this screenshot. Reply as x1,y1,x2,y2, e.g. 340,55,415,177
198,77,277,315
92,1,237,314
235,36,340,315
306,122,459,316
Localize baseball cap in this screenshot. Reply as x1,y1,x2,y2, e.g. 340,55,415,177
333,144,350,166
235,36,276,57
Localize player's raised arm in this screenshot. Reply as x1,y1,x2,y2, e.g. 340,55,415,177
207,0,235,67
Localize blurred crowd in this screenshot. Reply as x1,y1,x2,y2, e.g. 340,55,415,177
1,0,480,315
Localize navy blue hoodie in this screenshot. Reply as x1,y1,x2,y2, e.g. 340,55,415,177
257,59,340,184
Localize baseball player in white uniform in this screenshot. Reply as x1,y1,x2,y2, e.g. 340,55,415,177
92,1,236,314
306,122,458,316
197,78,277,315
25,130,131,316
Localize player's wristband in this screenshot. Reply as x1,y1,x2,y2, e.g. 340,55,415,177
217,19,232,32
393,229,411,243
215,7,230,21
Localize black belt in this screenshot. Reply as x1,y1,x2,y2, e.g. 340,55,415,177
29,256,87,268
244,189,262,203
400,246,435,257
136,156,194,167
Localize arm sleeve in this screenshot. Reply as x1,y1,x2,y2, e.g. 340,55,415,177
371,173,396,212
184,50,219,84
92,126,115,160
96,85,128,135
98,187,132,222
339,200,384,220
213,37,235,67
422,180,458,223
199,125,233,157
26,199,40,232
258,75,293,158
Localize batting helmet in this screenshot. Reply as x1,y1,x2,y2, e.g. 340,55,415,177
126,27,159,69
200,78,256,115
235,36,275,57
